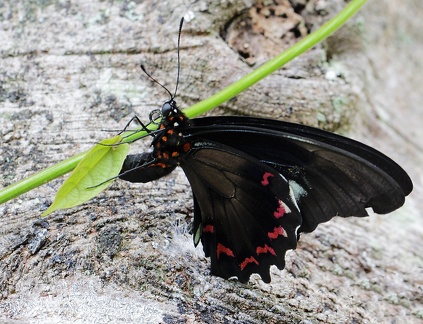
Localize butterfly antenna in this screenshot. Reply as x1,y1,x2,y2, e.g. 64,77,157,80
140,64,173,99
140,18,184,101
173,17,184,98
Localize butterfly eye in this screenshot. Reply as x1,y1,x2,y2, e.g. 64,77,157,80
162,101,173,117
162,99,178,117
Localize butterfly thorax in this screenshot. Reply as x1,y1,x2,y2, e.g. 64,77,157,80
151,99,191,167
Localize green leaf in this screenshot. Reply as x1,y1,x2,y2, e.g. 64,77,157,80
42,135,129,216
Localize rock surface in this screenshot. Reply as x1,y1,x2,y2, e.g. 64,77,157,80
1,0,422,323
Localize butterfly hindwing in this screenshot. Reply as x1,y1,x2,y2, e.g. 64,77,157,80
181,140,302,283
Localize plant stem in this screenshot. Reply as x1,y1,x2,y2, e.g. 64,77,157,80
0,152,85,204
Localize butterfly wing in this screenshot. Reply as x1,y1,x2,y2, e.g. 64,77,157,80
119,114,412,282
185,116,413,233
180,140,302,283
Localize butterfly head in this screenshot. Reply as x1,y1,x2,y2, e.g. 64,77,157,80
161,98,179,118
157,97,189,130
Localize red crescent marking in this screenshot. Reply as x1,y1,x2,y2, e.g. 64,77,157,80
261,172,274,186
203,225,214,234
240,256,259,270
273,200,286,219
256,244,276,256
216,243,234,259
268,226,287,239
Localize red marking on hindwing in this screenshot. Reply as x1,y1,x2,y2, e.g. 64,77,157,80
216,243,234,259
261,172,274,186
240,256,259,270
274,200,286,219
203,225,214,234
256,244,276,256
268,226,287,239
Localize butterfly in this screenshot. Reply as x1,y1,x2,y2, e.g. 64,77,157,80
117,18,412,283
118,97,413,283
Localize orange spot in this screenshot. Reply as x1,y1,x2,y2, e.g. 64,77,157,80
256,244,276,256
156,162,166,169
240,256,259,270
161,136,167,142
171,151,179,157
268,226,287,239
203,225,214,233
159,124,165,129
163,152,169,160
217,243,234,259
167,129,174,135
183,142,191,152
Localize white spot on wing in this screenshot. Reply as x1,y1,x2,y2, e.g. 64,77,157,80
279,199,291,214
289,180,307,202
288,183,301,215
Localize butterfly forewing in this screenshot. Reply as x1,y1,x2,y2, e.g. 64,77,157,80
184,117,412,233
181,141,302,283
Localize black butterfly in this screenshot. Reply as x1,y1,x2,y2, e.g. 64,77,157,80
118,97,412,283
117,18,412,283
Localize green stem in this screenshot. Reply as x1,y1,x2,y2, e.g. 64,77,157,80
0,0,367,205
0,152,85,204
